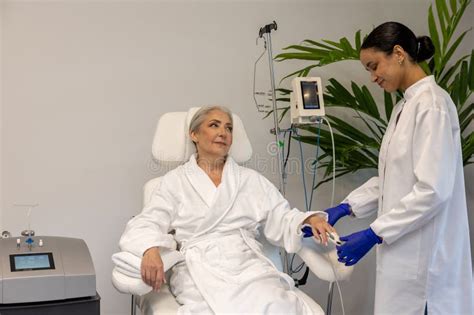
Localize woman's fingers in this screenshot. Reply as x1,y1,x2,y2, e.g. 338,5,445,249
141,247,165,291
315,225,328,245
154,269,164,291
314,221,337,245
142,265,164,291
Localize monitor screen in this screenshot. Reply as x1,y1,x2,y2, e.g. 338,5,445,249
10,253,55,272
300,81,320,110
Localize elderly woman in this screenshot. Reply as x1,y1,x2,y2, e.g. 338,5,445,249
119,106,333,314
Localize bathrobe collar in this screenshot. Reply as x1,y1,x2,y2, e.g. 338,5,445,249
184,154,241,236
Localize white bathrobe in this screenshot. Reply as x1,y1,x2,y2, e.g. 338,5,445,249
119,154,324,314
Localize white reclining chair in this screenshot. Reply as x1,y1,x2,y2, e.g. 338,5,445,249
113,108,353,315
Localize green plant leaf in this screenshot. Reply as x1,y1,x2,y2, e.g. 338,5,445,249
459,60,469,104
361,85,381,119
459,103,473,123
355,30,362,50
460,113,473,133
420,61,432,75
302,39,334,50
274,52,323,61
326,114,379,147
462,131,474,164
352,114,383,142
279,65,318,83
439,30,468,76
469,49,474,90
436,0,450,42
322,39,344,50
384,91,394,121
439,57,467,88
429,5,442,67
450,0,458,13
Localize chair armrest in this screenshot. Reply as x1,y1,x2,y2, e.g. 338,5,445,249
112,267,153,296
297,238,353,283
111,249,184,296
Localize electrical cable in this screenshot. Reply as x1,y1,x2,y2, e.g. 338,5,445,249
283,130,292,170
295,128,310,213
308,120,322,211
321,116,345,315
322,117,336,206
294,119,345,315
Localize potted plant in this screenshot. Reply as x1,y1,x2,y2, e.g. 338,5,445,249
274,0,473,189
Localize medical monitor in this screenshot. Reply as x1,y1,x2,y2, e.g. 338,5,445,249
290,77,325,124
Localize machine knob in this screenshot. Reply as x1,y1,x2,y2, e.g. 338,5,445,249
17,238,21,248
21,230,35,237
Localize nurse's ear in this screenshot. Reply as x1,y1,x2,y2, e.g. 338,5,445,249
392,45,408,65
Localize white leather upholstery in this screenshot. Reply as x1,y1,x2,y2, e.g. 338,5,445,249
298,238,353,283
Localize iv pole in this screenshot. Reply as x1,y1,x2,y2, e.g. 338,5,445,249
258,21,285,196
256,23,339,314
258,21,288,273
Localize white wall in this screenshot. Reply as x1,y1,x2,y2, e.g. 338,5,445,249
1,1,472,314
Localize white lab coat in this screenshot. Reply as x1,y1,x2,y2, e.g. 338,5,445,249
344,76,472,315
119,154,325,314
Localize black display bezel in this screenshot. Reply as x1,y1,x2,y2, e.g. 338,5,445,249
9,252,55,272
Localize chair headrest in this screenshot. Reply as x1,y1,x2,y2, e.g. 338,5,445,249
152,107,253,163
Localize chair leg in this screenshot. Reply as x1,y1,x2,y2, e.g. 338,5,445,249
326,282,335,315
131,295,137,315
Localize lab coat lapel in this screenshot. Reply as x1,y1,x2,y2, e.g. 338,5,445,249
193,156,241,237
183,154,217,209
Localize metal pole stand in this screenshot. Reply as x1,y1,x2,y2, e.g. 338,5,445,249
326,282,335,315
131,295,137,315
258,21,290,275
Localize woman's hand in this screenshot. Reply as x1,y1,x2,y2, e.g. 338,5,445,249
303,214,336,245
141,247,166,292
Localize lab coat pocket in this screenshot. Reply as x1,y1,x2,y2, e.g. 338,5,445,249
377,232,421,280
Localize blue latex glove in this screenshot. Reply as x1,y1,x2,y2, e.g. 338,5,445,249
325,203,351,226
336,228,382,266
301,225,314,238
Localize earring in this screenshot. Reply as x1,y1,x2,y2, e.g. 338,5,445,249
398,59,403,65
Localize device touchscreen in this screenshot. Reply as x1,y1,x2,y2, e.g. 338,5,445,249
300,81,320,110
10,253,55,272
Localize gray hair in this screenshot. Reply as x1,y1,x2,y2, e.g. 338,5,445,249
189,105,233,135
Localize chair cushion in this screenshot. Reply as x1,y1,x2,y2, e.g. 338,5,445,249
136,285,180,315
152,107,252,164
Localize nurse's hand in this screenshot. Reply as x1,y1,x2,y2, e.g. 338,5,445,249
303,214,336,246
324,203,352,226
141,247,166,292
337,228,382,266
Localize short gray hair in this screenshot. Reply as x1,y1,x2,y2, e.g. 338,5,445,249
189,106,233,135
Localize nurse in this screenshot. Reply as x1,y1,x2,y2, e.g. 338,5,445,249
325,22,473,314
